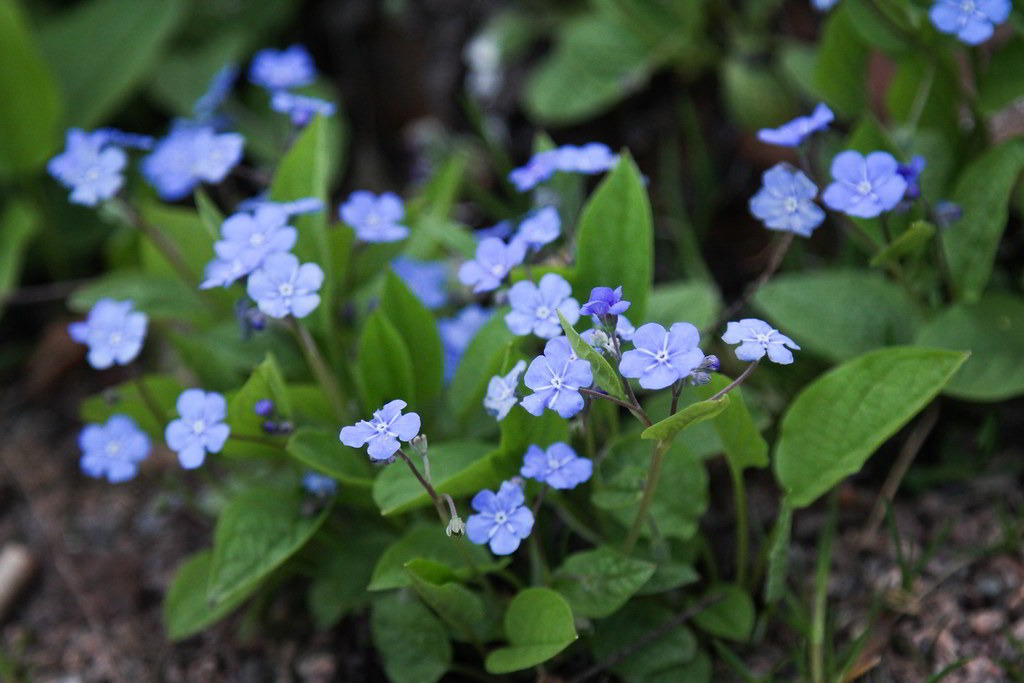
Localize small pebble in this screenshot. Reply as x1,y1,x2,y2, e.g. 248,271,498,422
969,609,1005,636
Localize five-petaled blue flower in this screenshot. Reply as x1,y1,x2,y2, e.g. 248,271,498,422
340,191,409,242
466,480,534,555
392,257,448,309
47,129,128,206
142,124,244,201
522,336,593,418
505,273,580,339
69,298,148,370
302,471,338,496
897,156,926,201
620,322,705,390
749,164,826,237
246,252,324,319
757,103,834,147
514,206,561,248
79,415,151,483
580,286,631,317
722,318,800,365
930,0,1010,44
339,400,421,461
201,205,298,289
458,237,527,293
440,305,492,381
249,44,316,90
165,389,231,469
822,151,908,219
520,442,593,490
270,91,336,127
484,359,526,421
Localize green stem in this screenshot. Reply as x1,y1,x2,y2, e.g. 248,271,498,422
709,359,759,401
623,439,671,554
729,461,749,588
289,318,346,422
396,448,448,524
811,490,839,683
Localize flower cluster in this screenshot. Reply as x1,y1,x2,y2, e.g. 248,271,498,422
508,143,619,192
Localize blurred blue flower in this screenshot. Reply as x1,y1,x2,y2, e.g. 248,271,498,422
508,143,618,192
620,322,704,390
934,200,963,228
236,195,324,217
749,164,825,237
930,0,1010,44
822,151,908,219
722,318,800,365
339,400,421,461
340,190,408,242
302,471,338,496
811,0,840,11
68,298,148,370
466,480,534,555
79,415,150,483
897,156,926,200
458,237,527,293
505,273,580,339
757,103,834,147
392,257,448,309
246,252,324,319
580,286,631,317
201,205,298,289
165,389,230,469
439,305,492,381
514,206,561,249
194,64,238,118
508,150,557,192
93,128,154,150
522,335,593,418
142,124,244,201
47,129,128,206
475,220,515,241
520,442,592,490
249,44,316,90
270,91,336,127
252,399,275,417
484,359,526,421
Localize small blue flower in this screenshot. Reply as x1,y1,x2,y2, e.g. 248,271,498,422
811,0,840,11
580,286,631,317
194,63,238,118
483,359,526,421
553,143,618,174
246,252,324,319
822,151,908,219
522,336,593,418
722,318,800,365
757,103,834,147
750,164,825,237
79,415,150,483
620,322,704,390
475,220,516,241
439,305,492,381
47,129,128,206
339,400,421,461
340,191,408,242
466,480,534,555
93,128,154,150
142,124,244,201
458,237,527,293
514,206,561,249
201,205,298,289
930,0,1010,44
270,91,336,127
249,44,316,90
392,257,448,309
508,150,558,192
68,298,148,370
252,399,275,417
897,156,926,200
165,389,230,469
302,471,338,496
520,442,592,490
505,273,580,339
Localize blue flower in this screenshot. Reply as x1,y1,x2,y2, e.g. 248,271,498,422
619,322,705,390
822,151,908,219
522,335,593,418
505,273,580,339
249,44,316,90
79,415,150,483
458,237,527,293
339,400,421,461
194,64,238,118
236,195,324,217
811,0,840,10
270,91,336,127
508,150,558,192
930,0,1010,44
68,298,148,369
392,257,448,309
142,124,244,201
749,164,826,237
201,205,298,289
165,389,230,469
466,480,534,555
93,128,154,150
722,318,800,365
246,252,324,319
252,399,275,417
580,286,631,317
475,220,516,241
340,191,408,242
514,206,561,249
757,103,834,147
520,442,592,490
302,471,338,496
484,360,526,421
553,143,618,174
897,156,926,200
47,129,128,206
440,305,492,381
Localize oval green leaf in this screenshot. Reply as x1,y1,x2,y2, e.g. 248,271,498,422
485,588,578,674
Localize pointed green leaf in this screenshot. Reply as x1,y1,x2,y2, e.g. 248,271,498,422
763,504,793,604
448,312,515,418
222,353,290,458
164,550,249,641
590,601,698,682
285,427,375,488
869,220,936,267
0,201,40,320
694,376,768,470
552,547,655,618
381,271,443,407
405,559,490,642
559,311,626,400
693,585,754,641
641,395,730,442
485,588,578,674
358,309,416,412
368,524,502,591
371,591,451,683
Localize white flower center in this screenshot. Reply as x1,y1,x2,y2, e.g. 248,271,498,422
279,283,294,296
550,375,563,389
490,264,505,276
655,350,669,363
494,511,508,524
249,233,265,246
105,441,121,455
365,212,381,227
375,421,389,433
755,332,773,345
536,306,551,319
548,457,560,470
784,197,799,213
193,420,206,434
857,180,873,195
108,332,123,346
86,168,101,182
962,0,975,12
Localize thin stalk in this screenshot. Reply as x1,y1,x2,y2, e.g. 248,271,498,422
705,233,794,336
710,360,760,401
729,461,749,587
880,214,894,245
532,484,548,518
623,439,671,554
289,318,346,422
397,448,449,524
115,201,198,286
811,490,839,683
670,380,683,415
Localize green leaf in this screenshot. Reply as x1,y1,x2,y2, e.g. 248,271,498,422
0,0,61,175
693,585,754,641
39,0,184,128
193,188,223,240
915,292,1024,401
641,396,730,442
559,311,626,400
405,559,491,641
775,347,969,508
646,281,721,330
552,547,655,618
0,202,40,320
812,4,869,117
164,550,249,641
869,220,936,267
942,138,1024,302
357,309,416,413
763,504,792,604
694,375,768,470
80,374,183,439
485,588,578,674
590,601,698,682
448,312,515,419
368,524,501,591
285,427,375,488
844,0,913,54
381,271,443,407
372,440,492,515
978,38,1024,114
575,152,654,320
371,591,451,683
69,269,210,323
168,322,302,391
207,487,328,606
138,202,216,282
221,353,291,458
307,525,394,629
720,58,798,132
753,269,922,363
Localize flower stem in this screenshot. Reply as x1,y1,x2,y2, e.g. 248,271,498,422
397,448,449,524
289,318,346,422
623,438,671,554
704,232,794,337
709,359,760,401
579,387,651,428
728,461,749,588
113,200,198,286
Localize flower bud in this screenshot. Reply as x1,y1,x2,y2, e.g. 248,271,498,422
252,399,275,417
446,515,466,537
